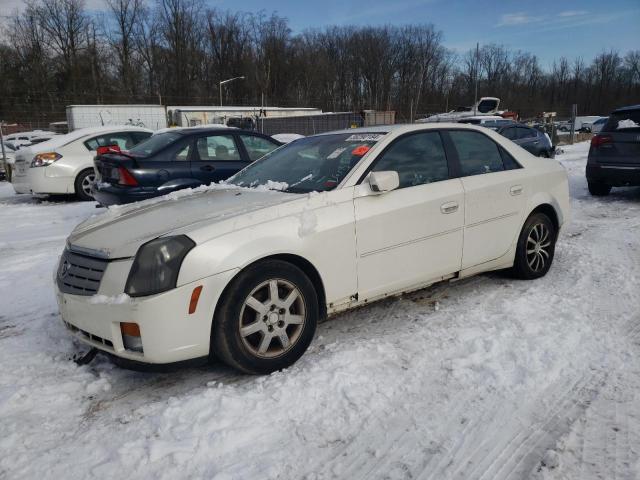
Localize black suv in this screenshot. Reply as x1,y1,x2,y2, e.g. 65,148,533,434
497,124,555,158
92,128,282,206
586,105,640,196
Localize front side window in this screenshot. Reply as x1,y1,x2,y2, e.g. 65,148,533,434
229,132,385,193
84,132,135,151
449,130,505,176
371,132,449,188
239,134,280,161
195,135,241,161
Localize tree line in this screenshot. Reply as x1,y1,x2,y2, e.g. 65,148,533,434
1,0,639,127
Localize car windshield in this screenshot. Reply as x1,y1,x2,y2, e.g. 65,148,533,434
602,111,640,133
128,131,183,157
229,132,386,193
4,143,15,151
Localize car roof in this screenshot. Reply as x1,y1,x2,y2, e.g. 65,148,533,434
612,105,640,113
315,122,496,138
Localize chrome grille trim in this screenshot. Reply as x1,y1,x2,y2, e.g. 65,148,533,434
57,250,108,296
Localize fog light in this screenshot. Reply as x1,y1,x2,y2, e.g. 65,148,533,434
120,322,143,353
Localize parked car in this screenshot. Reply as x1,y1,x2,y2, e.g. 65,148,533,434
4,130,57,149
590,117,608,134
92,128,283,206
458,116,515,130
11,126,152,200
498,124,555,157
586,105,640,196
56,123,569,373
2,143,17,181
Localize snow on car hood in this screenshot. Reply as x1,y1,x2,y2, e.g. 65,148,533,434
67,185,299,258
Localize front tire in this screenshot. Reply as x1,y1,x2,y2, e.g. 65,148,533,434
587,181,611,196
74,169,96,201
211,260,319,374
512,212,557,280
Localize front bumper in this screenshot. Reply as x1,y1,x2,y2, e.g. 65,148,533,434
586,163,640,186
56,264,239,364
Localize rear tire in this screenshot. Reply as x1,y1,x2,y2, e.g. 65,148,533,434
211,260,319,374
512,212,557,280
74,169,96,201
588,181,611,196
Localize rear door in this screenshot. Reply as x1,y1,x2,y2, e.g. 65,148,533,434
444,129,526,269
514,127,541,154
127,137,194,188
190,133,248,184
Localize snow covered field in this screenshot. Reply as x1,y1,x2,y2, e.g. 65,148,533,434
1,141,639,479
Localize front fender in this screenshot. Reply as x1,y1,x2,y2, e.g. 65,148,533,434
177,196,359,306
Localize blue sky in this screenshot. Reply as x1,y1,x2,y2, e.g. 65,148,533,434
211,0,640,67
1,0,637,67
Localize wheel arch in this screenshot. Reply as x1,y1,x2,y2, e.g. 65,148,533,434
527,203,560,233
212,253,328,327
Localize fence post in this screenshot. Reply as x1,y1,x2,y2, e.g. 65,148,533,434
0,122,6,180
569,104,577,145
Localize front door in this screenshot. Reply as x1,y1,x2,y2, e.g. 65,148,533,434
354,131,465,300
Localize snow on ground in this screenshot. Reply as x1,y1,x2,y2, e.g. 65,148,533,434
0,142,639,479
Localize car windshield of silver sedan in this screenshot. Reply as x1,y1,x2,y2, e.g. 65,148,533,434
228,132,385,193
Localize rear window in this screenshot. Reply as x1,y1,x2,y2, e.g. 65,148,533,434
128,131,182,157
602,110,640,132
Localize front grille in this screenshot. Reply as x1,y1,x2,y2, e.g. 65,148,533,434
57,250,108,296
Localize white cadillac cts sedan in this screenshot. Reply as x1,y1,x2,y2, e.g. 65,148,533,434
56,124,569,374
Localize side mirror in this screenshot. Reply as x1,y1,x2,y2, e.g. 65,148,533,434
368,171,399,193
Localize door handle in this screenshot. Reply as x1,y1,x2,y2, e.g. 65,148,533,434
510,185,523,196
440,201,459,214
200,165,215,172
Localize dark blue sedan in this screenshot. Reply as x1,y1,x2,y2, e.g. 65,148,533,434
92,127,283,206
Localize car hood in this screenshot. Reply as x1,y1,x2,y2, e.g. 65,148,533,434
67,186,299,258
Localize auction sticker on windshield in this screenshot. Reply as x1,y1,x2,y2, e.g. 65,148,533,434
345,133,386,142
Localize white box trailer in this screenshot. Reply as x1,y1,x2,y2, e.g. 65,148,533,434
66,105,168,131
168,106,322,127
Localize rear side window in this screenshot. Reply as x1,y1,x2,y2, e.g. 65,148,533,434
130,132,152,145
84,132,136,151
449,130,505,176
239,134,280,161
501,127,518,140
517,127,537,139
602,110,640,132
372,132,449,188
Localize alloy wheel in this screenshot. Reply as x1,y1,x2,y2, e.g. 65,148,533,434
526,223,551,272
238,279,306,358
82,173,95,198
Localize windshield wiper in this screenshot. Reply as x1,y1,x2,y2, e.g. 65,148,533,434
283,186,312,194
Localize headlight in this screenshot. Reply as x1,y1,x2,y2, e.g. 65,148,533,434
31,152,62,167
125,235,195,297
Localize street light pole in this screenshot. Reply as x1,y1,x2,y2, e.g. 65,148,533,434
219,76,245,107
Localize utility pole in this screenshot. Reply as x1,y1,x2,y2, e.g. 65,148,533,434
570,104,577,145
474,42,479,115
219,76,245,107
